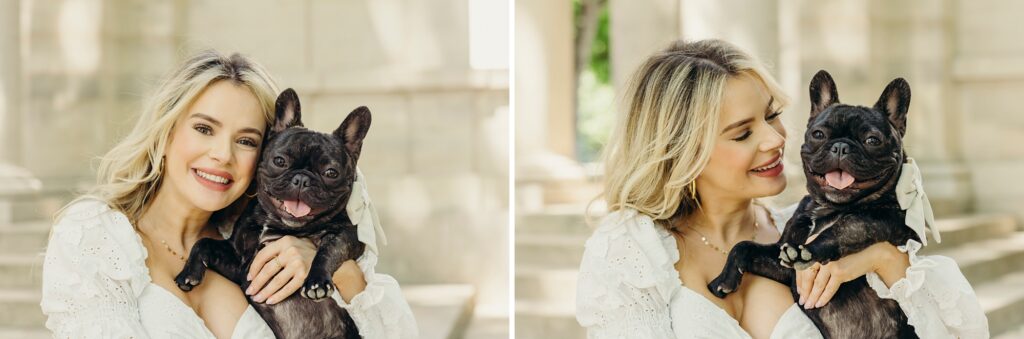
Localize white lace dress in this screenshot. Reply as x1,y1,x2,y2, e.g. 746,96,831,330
40,177,418,338
575,207,990,339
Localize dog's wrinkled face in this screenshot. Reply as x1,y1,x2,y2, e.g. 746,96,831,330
800,70,910,205
256,89,371,228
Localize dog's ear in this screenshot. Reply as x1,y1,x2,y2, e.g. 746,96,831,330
272,88,303,134
334,106,371,159
809,70,839,121
873,77,911,137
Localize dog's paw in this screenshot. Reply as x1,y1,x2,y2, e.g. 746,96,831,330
707,271,741,298
174,266,205,292
301,274,336,301
779,243,816,270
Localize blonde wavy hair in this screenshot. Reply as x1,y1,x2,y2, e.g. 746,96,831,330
601,39,788,222
59,50,280,227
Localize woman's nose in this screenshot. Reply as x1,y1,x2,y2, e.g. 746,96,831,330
761,125,786,152
208,137,232,164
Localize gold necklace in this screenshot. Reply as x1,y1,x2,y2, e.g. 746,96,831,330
159,239,187,262
684,222,759,255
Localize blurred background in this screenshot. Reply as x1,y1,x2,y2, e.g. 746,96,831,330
0,0,508,338
515,0,1024,337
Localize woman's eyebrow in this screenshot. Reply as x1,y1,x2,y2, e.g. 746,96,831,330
190,113,263,138
720,96,778,135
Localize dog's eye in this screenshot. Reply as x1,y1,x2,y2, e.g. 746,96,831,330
324,169,339,178
273,156,286,167
812,130,825,139
865,136,881,146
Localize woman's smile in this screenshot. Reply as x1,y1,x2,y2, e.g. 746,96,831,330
191,167,235,192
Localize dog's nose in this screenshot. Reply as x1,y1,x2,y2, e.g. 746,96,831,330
830,142,850,156
291,174,311,188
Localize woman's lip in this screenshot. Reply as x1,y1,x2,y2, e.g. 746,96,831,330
194,167,234,181
751,153,782,170
752,162,784,177
191,168,233,192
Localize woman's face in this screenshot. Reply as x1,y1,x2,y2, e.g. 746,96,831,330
695,73,787,202
162,80,266,212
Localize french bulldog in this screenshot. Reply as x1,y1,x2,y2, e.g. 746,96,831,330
175,88,369,339
706,70,921,338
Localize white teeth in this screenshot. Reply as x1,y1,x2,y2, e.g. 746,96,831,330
195,169,230,184
752,157,782,172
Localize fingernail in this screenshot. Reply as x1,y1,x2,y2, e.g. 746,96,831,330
799,297,804,305
815,301,825,308
267,298,276,305
245,287,252,295
253,295,265,302
804,302,812,310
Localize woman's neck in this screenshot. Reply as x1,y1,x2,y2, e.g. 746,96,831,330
687,193,756,243
137,187,213,247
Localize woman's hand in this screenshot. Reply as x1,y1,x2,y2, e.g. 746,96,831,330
797,241,909,309
333,259,367,303
246,235,318,304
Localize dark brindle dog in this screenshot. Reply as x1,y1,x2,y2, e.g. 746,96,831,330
707,70,920,338
175,88,368,339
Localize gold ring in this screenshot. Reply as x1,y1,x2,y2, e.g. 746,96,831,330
272,257,281,267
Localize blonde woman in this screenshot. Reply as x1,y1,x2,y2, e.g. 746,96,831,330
40,50,417,338
575,40,988,338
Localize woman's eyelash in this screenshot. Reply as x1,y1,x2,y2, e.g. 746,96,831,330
732,130,752,141
767,111,783,120
193,123,213,135
238,137,259,147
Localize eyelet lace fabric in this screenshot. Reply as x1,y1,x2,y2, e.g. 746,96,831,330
576,205,989,338
41,198,418,339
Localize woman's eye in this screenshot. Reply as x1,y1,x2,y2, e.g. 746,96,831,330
812,130,825,139
194,124,213,135
238,137,259,147
324,168,339,178
865,136,881,146
732,130,752,141
273,156,286,167
767,111,782,121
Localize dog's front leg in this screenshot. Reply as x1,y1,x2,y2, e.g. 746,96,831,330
175,238,245,291
708,241,795,298
300,227,365,301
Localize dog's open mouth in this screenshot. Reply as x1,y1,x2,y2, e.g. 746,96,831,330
811,170,881,190
269,196,324,220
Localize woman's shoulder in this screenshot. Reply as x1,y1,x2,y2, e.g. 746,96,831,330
48,197,146,276
580,208,678,294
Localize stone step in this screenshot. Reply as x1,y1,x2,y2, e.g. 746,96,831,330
0,284,477,337
0,289,43,328
0,191,75,224
515,266,578,303
514,299,584,339
994,323,1024,339
931,232,1024,286
0,254,45,289
462,315,509,339
928,214,1017,251
515,234,586,269
0,327,50,339
403,284,477,339
977,271,1024,337
0,221,52,254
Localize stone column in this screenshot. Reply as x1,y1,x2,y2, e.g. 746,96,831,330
0,0,22,167
515,0,582,211
609,0,679,90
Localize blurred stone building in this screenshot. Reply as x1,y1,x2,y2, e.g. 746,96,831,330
516,0,1024,337
0,1,508,338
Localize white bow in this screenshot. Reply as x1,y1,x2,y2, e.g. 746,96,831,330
347,168,388,255
895,158,940,245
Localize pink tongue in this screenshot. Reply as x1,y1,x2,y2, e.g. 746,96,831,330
825,170,856,190
282,200,311,218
